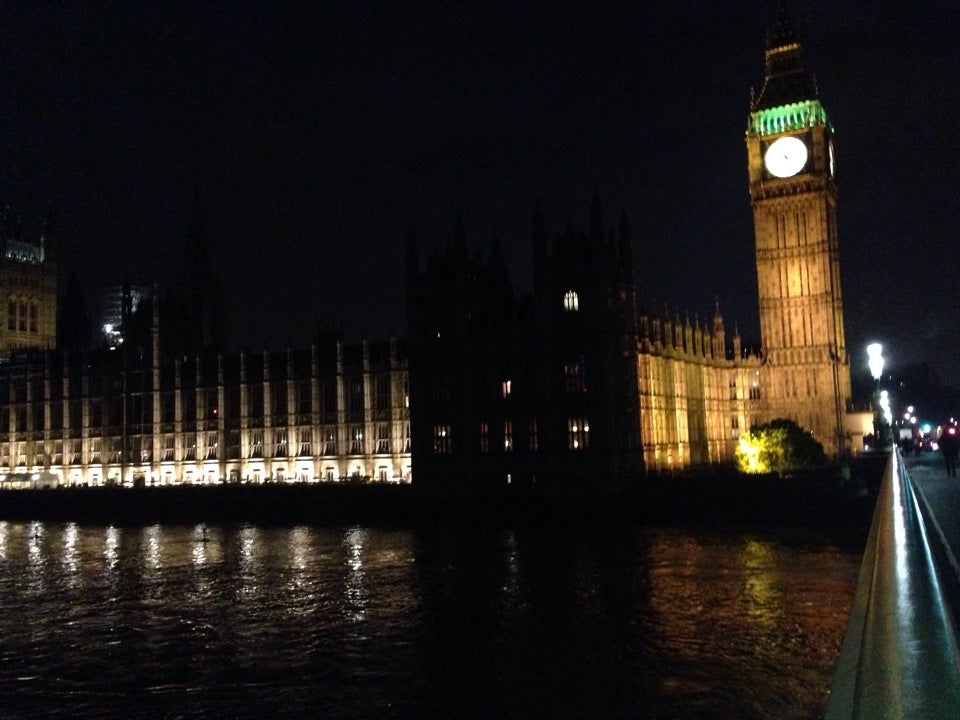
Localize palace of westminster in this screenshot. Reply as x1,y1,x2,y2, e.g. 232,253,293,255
0,8,866,490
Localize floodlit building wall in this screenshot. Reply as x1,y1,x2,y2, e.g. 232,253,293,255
0,341,411,487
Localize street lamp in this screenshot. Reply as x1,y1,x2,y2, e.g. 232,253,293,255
867,342,884,384
867,343,890,447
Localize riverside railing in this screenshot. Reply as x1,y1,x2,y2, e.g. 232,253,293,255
826,449,960,719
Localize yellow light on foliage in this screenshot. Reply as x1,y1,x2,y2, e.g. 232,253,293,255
737,435,766,474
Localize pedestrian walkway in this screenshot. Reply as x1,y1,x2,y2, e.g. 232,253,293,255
902,451,960,616
827,449,960,719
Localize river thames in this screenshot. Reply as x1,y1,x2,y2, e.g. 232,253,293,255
0,520,863,719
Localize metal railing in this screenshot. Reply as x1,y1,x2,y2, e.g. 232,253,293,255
826,449,960,718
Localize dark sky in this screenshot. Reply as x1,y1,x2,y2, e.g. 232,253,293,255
1,1,958,382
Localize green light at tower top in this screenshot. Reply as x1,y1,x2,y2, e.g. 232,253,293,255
748,99,832,137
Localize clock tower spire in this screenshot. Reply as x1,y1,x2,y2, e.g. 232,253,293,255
746,5,851,456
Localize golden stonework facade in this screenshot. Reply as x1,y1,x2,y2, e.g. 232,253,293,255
0,7,860,491
745,5,851,456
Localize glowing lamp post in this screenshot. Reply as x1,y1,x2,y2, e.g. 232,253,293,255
867,343,890,447
867,343,884,384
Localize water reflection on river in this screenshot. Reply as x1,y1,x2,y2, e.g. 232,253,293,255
0,521,861,719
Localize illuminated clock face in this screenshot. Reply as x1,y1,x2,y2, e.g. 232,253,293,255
763,136,808,178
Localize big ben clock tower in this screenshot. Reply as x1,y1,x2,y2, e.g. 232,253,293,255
746,5,851,455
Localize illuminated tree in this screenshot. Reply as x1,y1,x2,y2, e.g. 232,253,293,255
736,419,827,475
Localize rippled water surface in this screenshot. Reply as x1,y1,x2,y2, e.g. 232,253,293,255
0,521,862,719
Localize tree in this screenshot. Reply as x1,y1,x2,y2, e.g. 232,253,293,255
735,419,827,475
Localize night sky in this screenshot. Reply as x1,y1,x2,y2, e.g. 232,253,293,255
1,2,957,385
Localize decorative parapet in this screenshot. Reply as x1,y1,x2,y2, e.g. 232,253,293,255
748,99,831,137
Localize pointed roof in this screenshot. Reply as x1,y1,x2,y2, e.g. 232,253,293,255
753,2,818,110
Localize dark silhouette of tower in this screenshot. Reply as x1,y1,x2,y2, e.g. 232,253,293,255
406,197,642,489
57,271,91,352
166,194,225,355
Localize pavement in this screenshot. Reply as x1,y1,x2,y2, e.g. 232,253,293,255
827,450,960,719
901,450,960,624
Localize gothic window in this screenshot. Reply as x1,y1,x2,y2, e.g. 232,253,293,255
374,375,390,410
205,388,218,420
275,430,288,457
564,360,587,394
250,385,264,417
376,424,389,453
272,382,287,423
503,420,513,451
227,431,241,460
163,434,175,461
206,432,218,460
6,300,15,331
432,376,450,403
501,379,512,398
479,422,489,453
323,379,337,414
299,428,311,456
134,436,150,463
250,430,263,458
404,424,411,452
297,382,312,416
433,424,451,454
563,290,579,312
183,435,196,461
350,426,363,454
348,378,364,413
529,419,539,451
324,428,337,455
567,418,590,450
28,303,37,333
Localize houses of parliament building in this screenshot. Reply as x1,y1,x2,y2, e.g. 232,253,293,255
0,7,860,489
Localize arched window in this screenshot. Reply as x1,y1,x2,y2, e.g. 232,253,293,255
563,290,579,312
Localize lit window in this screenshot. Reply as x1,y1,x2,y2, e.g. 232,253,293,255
480,422,489,453
567,418,590,450
350,427,363,454
299,428,311,456
275,430,288,457
504,421,513,452
433,425,451,454
501,380,512,398
324,428,337,455
563,290,579,312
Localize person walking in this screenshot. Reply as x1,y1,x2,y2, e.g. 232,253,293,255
939,424,960,477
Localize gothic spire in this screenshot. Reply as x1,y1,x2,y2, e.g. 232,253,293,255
753,2,818,110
